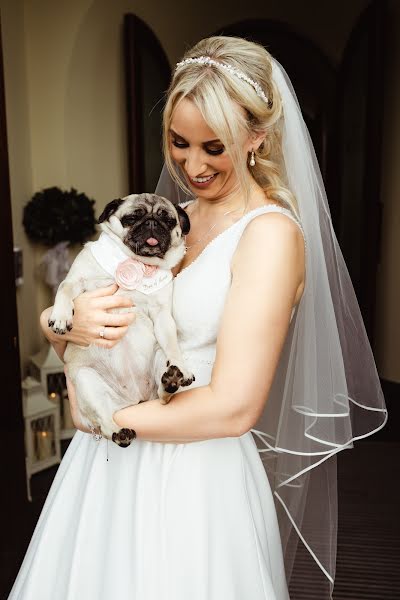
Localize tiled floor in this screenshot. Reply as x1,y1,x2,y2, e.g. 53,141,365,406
288,441,400,599
333,441,400,600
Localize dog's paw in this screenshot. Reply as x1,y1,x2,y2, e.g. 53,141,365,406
48,316,73,335
161,364,195,395
112,428,136,448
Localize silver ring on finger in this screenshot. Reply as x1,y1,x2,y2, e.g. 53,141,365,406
99,327,106,339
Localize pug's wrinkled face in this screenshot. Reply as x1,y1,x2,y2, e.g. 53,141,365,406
97,193,190,264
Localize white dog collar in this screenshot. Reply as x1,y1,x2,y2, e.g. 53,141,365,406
89,232,172,294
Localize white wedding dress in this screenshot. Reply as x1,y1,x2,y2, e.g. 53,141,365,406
9,203,303,600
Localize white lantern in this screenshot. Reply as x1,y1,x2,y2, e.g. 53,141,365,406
29,343,65,397
22,376,61,502
29,343,75,439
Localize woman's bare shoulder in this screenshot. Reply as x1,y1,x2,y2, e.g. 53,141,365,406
237,207,304,256
231,209,306,302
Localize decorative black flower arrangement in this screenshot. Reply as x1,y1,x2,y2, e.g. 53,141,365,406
23,186,97,246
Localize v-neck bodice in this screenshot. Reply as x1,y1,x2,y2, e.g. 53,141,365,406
153,200,305,385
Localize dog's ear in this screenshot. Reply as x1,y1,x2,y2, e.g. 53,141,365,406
176,205,191,236
97,198,124,224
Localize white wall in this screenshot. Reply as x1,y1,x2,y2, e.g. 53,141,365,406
1,0,399,382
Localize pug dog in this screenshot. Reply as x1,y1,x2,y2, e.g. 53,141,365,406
48,193,195,447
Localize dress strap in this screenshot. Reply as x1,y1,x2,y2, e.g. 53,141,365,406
236,204,307,251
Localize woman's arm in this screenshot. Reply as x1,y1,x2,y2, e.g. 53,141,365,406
113,213,305,443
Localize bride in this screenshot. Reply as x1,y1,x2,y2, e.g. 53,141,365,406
9,36,386,599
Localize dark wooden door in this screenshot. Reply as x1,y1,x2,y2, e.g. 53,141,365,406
0,16,30,597
217,8,385,348
124,14,171,194
333,0,386,348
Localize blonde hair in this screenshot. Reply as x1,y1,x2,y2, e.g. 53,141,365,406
162,36,299,215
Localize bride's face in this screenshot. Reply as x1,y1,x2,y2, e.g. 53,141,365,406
169,98,251,201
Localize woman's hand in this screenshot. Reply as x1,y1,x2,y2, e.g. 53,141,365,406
40,283,136,360
69,283,136,348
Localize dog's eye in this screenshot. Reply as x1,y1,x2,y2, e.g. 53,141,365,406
157,209,168,219
120,215,136,227
121,209,146,227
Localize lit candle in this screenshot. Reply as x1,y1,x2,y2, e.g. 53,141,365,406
36,430,53,460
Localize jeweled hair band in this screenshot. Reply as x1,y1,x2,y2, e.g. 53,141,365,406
175,56,270,105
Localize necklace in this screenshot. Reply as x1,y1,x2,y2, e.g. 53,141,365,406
184,205,245,250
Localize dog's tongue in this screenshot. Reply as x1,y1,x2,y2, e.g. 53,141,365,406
146,237,159,246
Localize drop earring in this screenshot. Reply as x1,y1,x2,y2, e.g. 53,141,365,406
249,150,256,167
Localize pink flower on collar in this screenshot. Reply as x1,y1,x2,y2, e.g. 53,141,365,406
115,258,145,290
143,264,159,277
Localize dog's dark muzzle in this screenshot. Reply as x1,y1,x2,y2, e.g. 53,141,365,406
126,219,170,257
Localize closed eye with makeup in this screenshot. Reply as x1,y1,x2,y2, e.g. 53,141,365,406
169,129,225,190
